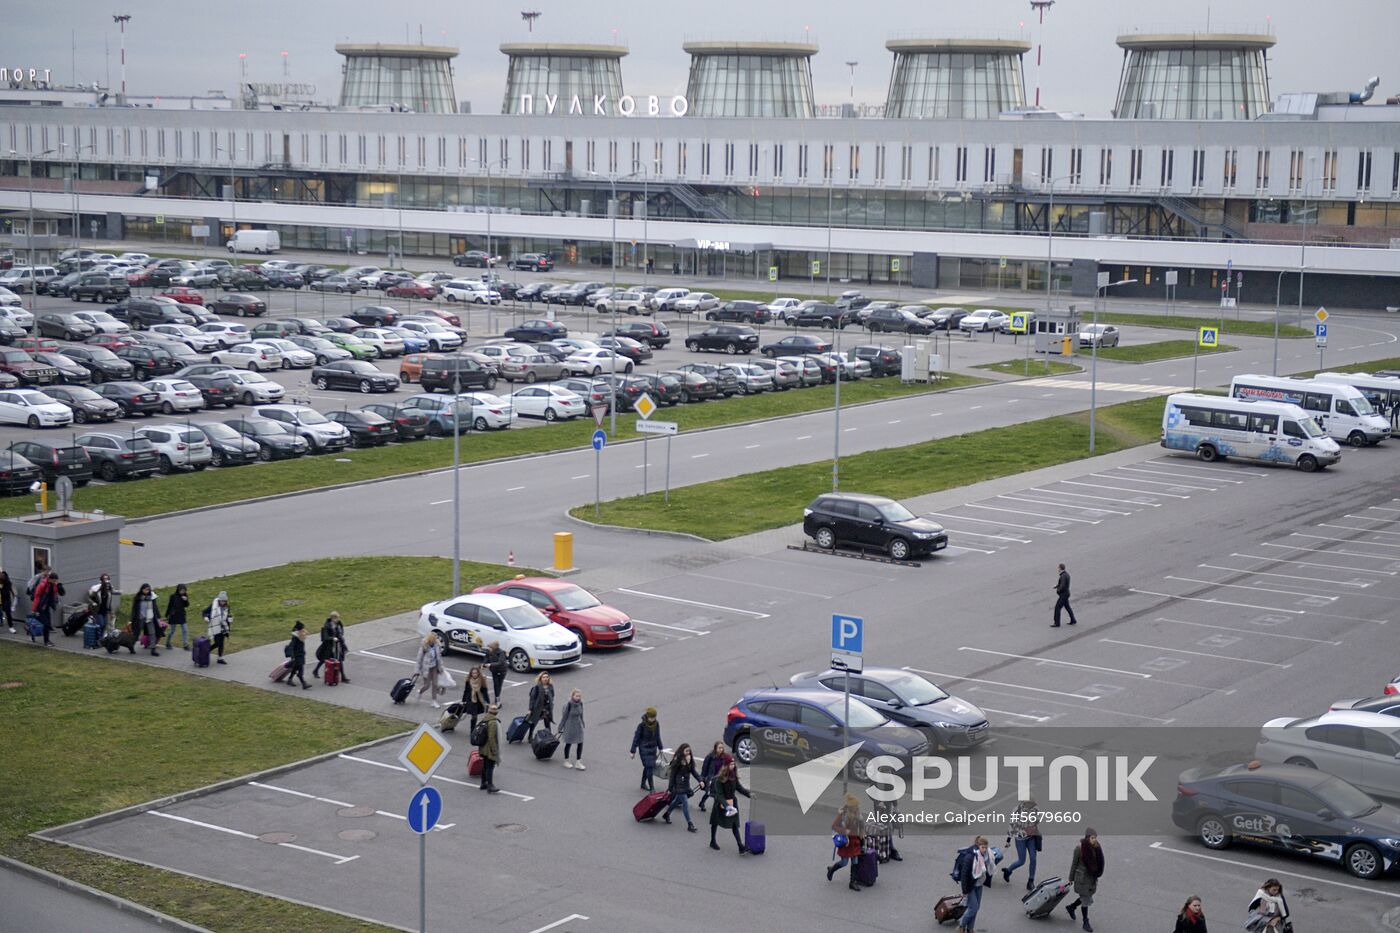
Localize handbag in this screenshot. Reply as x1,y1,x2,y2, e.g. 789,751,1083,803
440,668,458,689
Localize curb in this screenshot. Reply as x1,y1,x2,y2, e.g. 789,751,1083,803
0,854,212,932
562,507,713,542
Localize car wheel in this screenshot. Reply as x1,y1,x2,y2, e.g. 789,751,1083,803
99,461,119,481
705,312,717,321
1284,756,1317,768
733,732,757,765
1346,843,1384,880
281,359,292,370
235,307,245,317
507,648,531,673
1196,444,1218,463
524,371,537,384
242,392,255,405
623,362,634,374
313,376,329,390
888,538,912,561
359,380,374,394
1297,454,1319,473
25,415,39,429
257,446,272,462
592,366,602,376
210,449,225,467
814,527,836,549
764,349,776,359
249,361,262,373
473,416,488,432
72,408,90,424
161,401,175,415
544,407,557,422
484,375,497,390
426,421,446,437
1349,431,1368,448
724,342,738,355
158,455,173,475
849,754,872,782
1196,814,1230,850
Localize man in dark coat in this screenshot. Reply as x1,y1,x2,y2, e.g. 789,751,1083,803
1052,563,1077,627
478,704,502,793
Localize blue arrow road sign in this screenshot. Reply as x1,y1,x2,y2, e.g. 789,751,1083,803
408,785,442,835
1315,323,1328,338
591,429,607,451
831,614,864,654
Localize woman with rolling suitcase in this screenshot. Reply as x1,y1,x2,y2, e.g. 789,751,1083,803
952,835,994,932
313,611,349,683
130,583,160,657
825,794,865,891
206,592,233,665
1065,828,1104,932
707,755,750,854
526,672,555,740
660,743,700,832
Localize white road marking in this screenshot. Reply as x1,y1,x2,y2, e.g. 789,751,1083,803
691,453,709,459
1147,842,1400,900
929,412,944,417
1098,638,1292,667
247,781,455,830
147,811,359,864
1090,472,1198,492
1369,506,1400,513
356,649,485,678
688,571,832,598
944,529,1031,543
945,544,998,555
1163,575,1337,601
337,753,534,800
1321,523,1400,538
1147,459,1269,477
620,643,656,651
1158,618,1341,645
1070,478,1188,499
630,619,711,636
795,434,812,440
1129,588,1304,614
902,666,1100,701
958,647,1149,679
744,444,761,449
526,916,591,933
1261,541,1399,561
1231,552,1396,576
429,498,453,505
1000,494,1130,515
1113,466,1227,488
506,485,525,491
969,405,983,410
978,707,1051,723
1346,513,1400,524
964,503,1100,524
1198,563,1370,587
926,512,1065,534
1035,487,1160,507
613,588,771,618
887,419,901,424
571,474,589,480
843,427,857,432
1292,532,1400,550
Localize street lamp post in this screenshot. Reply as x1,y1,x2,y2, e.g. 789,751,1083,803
1090,277,1137,453
826,174,840,490
451,344,463,596
1036,174,1075,314
1298,173,1322,325
10,147,57,312
590,168,648,436
1273,269,1288,376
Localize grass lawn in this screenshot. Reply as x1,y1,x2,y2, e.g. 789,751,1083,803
0,640,403,932
1093,340,1238,363
0,376,983,522
166,556,539,651
1097,311,1311,339
974,358,1083,377
1299,356,1400,377
572,396,1166,539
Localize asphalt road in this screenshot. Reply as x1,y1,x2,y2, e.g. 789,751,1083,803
0,861,192,933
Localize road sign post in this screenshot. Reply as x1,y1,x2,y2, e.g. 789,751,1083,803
636,420,677,502
831,614,864,795
591,429,606,516
397,727,449,933
1195,326,1219,390
1010,312,1030,374
634,393,656,495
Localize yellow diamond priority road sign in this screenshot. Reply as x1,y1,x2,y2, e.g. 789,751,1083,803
398,723,451,784
634,392,657,420
1315,307,1328,324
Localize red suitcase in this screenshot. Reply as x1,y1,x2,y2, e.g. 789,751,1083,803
269,661,290,683
468,749,484,776
632,790,670,822
323,658,341,686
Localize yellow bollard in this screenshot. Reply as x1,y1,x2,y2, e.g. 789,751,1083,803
553,532,574,572
1061,336,1072,357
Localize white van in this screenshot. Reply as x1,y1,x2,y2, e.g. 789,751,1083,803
647,287,690,313
1313,372,1400,420
439,280,501,304
0,265,58,293
225,230,281,254
1162,393,1341,472
1230,374,1390,447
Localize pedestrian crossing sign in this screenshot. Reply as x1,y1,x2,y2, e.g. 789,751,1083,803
1009,313,1028,334
1198,327,1219,348
811,260,821,276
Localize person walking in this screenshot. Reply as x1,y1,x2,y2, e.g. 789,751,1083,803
484,640,508,702
31,571,63,647
630,707,663,791
697,740,725,812
0,570,13,634
826,794,865,891
415,631,444,707
477,703,502,793
1065,828,1104,932
1175,895,1207,933
163,584,190,650
558,688,585,770
1052,562,1077,627
130,583,160,657
707,754,750,854
870,797,903,863
284,621,311,689
661,743,701,832
461,665,491,735
1246,879,1290,931
526,671,555,740
952,835,993,931
312,611,349,682
1002,797,1041,890
88,573,119,637
205,592,232,664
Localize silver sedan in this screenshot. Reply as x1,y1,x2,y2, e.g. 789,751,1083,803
728,363,774,394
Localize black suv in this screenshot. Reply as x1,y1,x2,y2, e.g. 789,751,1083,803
684,325,759,355
112,297,194,329
607,320,671,349
791,303,857,329
507,253,553,272
418,356,497,393
113,345,179,380
706,301,771,324
7,441,93,486
865,307,934,335
802,492,948,561
70,273,130,303
851,345,903,378
348,306,399,327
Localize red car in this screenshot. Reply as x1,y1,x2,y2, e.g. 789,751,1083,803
85,333,138,351
419,307,461,328
472,577,634,649
386,282,439,299
13,337,59,354
126,269,152,286
159,286,205,305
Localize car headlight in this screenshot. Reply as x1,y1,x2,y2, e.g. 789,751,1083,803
913,531,935,538
932,721,967,731
1381,838,1400,849
876,742,909,756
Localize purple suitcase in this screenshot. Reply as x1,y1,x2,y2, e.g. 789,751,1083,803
191,635,212,668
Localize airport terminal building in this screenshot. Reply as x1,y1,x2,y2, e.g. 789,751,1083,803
0,29,1397,306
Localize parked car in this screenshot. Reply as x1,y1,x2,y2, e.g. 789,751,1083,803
595,290,649,315
30,385,118,424
778,356,825,387
70,273,130,303
29,352,90,386
113,345,180,381
311,274,361,294
706,300,770,324
634,372,685,406
194,421,260,467
564,347,633,377
136,425,212,473
221,370,286,406
507,253,554,272
157,286,205,306
595,374,650,412
452,250,497,268
208,294,268,317
556,378,613,413
607,320,670,349
0,349,61,386
348,306,400,328
12,337,58,356
1253,710,1400,800
1078,324,1121,348
511,385,586,421
0,305,33,328
417,592,582,673
91,381,162,417
257,405,351,452
834,289,866,310
401,393,508,434
473,578,633,649
923,307,971,330
323,333,377,361
728,362,775,394
351,328,406,358
311,360,400,393
749,357,801,390
261,269,305,290
58,345,134,382
395,320,462,352
324,409,395,447
852,344,903,377
439,280,501,304
359,403,430,441
803,491,948,560
210,343,282,372
182,373,243,409
411,354,496,392
254,338,317,369
505,319,568,343
7,440,93,485
286,335,352,365
224,417,309,461
73,431,160,479
665,369,719,403
865,307,935,335
686,324,759,355
789,667,989,749
958,309,1010,333
34,313,95,342
147,323,217,353
675,362,741,397
762,334,831,358
791,303,857,329
672,292,720,315
765,297,803,321
113,297,195,329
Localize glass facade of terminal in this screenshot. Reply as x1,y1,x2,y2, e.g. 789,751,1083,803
685,54,815,118
1114,47,1271,120
339,53,457,113
885,51,1026,119
502,54,625,115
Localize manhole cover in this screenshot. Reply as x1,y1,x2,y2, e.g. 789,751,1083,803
258,832,297,845
494,823,527,834
0,681,24,690
280,598,305,607
338,829,377,842
338,806,375,818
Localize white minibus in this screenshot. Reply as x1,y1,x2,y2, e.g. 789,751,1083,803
1161,393,1341,471
1229,374,1390,447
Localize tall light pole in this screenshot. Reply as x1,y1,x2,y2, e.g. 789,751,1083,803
1033,173,1074,314
470,157,508,284
1089,276,1137,453
1298,170,1321,325
590,168,646,435
450,343,464,596
112,14,132,99
844,61,858,101
11,148,57,312
1273,269,1288,376
827,170,840,490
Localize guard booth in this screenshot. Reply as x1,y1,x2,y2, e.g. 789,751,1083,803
1034,306,1081,355
0,499,125,617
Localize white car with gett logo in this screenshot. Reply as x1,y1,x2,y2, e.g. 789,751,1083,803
418,592,582,673
958,309,1010,333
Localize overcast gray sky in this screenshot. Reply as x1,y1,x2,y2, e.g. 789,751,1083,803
18,0,1396,116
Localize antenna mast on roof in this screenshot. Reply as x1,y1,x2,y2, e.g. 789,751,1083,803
521,10,541,33
112,13,132,98
1029,0,1054,108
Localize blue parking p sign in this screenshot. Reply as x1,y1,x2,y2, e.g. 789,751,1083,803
831,614,863,653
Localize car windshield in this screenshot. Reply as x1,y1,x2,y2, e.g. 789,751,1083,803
169,381,197,392
63,387,103,401
343,361,378,374
822,696,887,729
1351,395,1376,415
884,672,950,705
244,422,281,437
1314,775,1382,819
238,373,267,384
1297,418,1325,439
296,410,330,425
552,586,601,611
200,423,239,441
876,501,917,522
499,604,550,630
301,338,334,350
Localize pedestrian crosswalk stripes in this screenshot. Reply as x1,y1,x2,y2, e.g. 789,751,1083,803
1014,377,1188,394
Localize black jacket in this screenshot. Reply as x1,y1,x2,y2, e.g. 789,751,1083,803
528,683,555,723
700,751,723,785
667,758,702,796
287,634,306,665
130,594,158,629
484,647,507,675
317,617,345,661
1056,570,1071,596
165,591,188,626
1173,916,1208,933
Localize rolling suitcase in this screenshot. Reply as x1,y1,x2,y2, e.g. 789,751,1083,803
269,661,291,683
390,676,415,704
506,715,530,744
62,607,90,637
322,658,342,686
744,820,766,855
83,620,103,650
934,895,967,925
468,749,484,776
531,727,560,760
856,851,879,886
438,702,464,732
1022,877,1070,919
632,790,670,822
191,635,212,668
25,615,44,639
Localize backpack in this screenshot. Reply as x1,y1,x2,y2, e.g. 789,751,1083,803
949,847,971,885
284,640,294,658
470,720,489,747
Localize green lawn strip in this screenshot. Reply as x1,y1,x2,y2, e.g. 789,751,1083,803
162,556,540,651
1296,356,1400,377
0,376,984,521
974,359,1083,377
1096,311,1311,339
572,396,1166,539
0,641,403,933
1093,340,1238,363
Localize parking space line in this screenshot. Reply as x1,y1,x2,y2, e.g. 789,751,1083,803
1036,487,1160,507
526,916,591,933
1071,479,1188,499
1163,575,1337,601
1109,468,1222,489
630,619,711,636
1199,563,1370,587
1292,532,1400,550
1145,460,1269,477
943,529,1031,543
902,667,1101,701
958,647,1149,680
571,474,590,480
247,781,456,830
1098,638,1292,667
1368,506,1400,513
1146,842,1400,900
999,494,1131,515
1261,542,1399,561
927,513,1066,534
1231,552,1396,575
147,811,359,864
1129,588,1304,614
687,572,831,598
945,544,998,555
964,504,1100,524
429,498,452,505
843,427,857,432
1089,473,1197,492
691,453,709,459
1159,618,1341,645
1118,464,1244,484
613,588,771,618
1346,513,1400,524
620,643,656,651
795,435,812,440
337,753,535,801
978,707,1052,722
744,444,761,449
1321,523,1400,537
506,485,525,491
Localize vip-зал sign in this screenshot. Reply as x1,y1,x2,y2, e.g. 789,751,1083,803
517,94,689,117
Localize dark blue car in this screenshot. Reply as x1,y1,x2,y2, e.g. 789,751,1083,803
722,687,928,782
